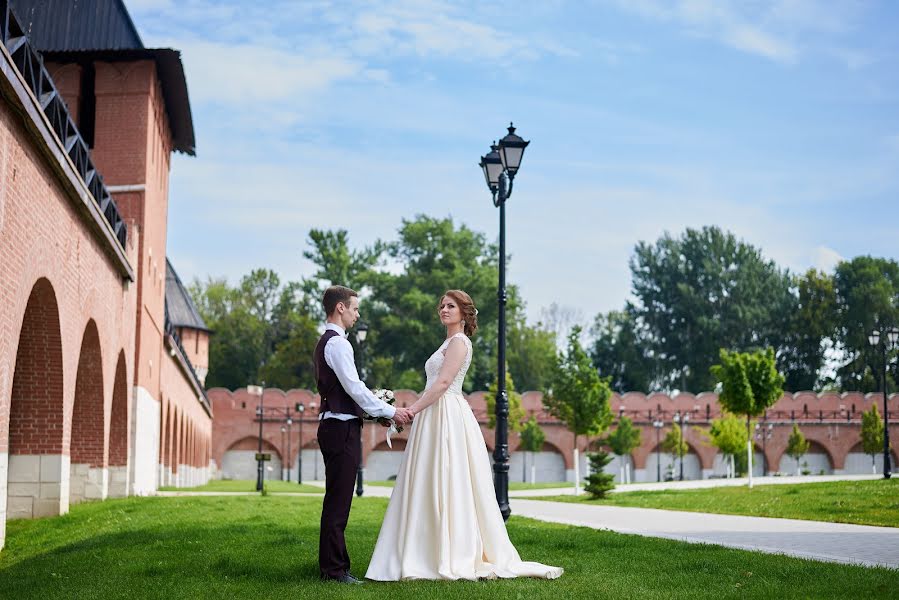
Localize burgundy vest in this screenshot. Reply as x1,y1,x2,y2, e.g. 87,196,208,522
314,329,363,417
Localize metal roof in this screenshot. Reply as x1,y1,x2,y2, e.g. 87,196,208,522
165,258,210,332
9,0,143,51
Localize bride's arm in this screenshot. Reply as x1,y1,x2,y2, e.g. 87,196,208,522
408,338,468,417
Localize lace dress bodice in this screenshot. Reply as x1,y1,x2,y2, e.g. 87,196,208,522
424,332,472,395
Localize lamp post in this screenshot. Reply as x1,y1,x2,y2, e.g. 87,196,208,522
280,425,287,480
868,327,898,479
355,322,369,497
673,411,690,481
286,416,293,482
755,421,773,476
248,383,265,492
480,123,529,522
310,402,318,481
652,418,664,482
296,402,305,484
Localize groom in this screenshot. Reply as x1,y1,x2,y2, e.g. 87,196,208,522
314,285,413,584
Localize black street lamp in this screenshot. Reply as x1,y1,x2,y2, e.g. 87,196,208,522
479,123,529,522
755,421,773,476
296,402,306,484
286,416,293,482
249,383,265,492
652,418,664,482
868,327,898,479
355,322,369,497
673,411,690,481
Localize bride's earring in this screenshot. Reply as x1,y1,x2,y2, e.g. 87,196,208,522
461,320,466,328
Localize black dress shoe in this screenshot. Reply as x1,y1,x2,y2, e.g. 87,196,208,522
323,573,363,585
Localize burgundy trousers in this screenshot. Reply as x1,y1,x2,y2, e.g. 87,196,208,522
317,417,362,578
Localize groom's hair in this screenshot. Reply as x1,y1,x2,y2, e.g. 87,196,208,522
323,285,358,316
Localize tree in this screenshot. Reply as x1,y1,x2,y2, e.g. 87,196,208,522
661,422,688,481
833,256,899,392
861,404,886,473
584,450,615,498
606,416,641,483
519,416,546,484
590,309,655,393
545,326,613,491
487,367,526,432
785,423,810,476
704,413,749,477
630,226,792,392
711,347,784,486
779,269,838,391
507,319,557,392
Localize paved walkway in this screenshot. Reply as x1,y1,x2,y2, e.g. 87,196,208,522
510,498,899,569
507,473,881,498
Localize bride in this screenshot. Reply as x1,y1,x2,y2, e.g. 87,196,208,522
365,290,563,581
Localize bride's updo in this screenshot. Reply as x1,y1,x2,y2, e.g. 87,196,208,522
440,290,478,337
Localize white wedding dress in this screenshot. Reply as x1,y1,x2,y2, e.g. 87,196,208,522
365,332,563,581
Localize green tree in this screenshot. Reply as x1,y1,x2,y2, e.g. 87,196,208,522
779,269,838,391
704,413,749,477
661,423,688,481
584,450,615,498
519,416,546,484
786,423,810,476
834,256,899,392
545,326,613,490
711,347,784,485
861,404,886,473
507,319,557,392
606,416,641,483
630,226,792,392
590,309,655,393
486,367,526,432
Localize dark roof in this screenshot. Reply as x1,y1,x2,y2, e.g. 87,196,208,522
42,48,196,155
9,0,143,51
10,0,196,155
165,258,210,332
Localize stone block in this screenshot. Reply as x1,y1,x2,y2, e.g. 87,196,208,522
7,496,34,519
33,498,64,518
7,482,40,497
40,455,65,483
8,455,40,482
39,482,61,499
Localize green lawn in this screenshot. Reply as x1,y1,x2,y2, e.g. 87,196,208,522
159,479,323,494
367,481,571,491
538,479,899,527
1,495,896,599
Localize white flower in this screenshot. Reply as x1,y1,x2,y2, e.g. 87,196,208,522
386,390,395,400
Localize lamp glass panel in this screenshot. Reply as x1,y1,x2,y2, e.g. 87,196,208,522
500,145,524,172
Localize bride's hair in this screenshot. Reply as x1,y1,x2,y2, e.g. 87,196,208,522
440,290,478,337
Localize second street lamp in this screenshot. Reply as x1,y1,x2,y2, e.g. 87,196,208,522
355,322,369,497
652,418,664,482
479,123,529,522
248,383,265,492
868,327,898,479
296,402,305,484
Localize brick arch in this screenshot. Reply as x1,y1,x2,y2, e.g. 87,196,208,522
847,440,899,465
226,436,283,462
108,352,128,466
9,278,65,455
70,320,105,467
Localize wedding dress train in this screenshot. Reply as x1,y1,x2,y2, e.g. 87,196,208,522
365,332,563,581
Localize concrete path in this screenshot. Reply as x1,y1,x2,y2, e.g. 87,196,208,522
507,473,881,498
509,498,899,569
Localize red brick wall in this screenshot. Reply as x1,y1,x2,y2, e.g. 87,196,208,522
70,320,106,466
108,352,129,466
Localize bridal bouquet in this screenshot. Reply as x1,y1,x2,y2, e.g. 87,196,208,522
364,388,404,448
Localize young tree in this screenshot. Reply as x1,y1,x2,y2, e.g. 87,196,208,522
786,423,810,476
606,416,641,483
704,413,748,478
487,367,526,432
545,327,613,492
519,416,546,484
861,404,886,474
711,347,784,487
661,423,689,481
584,450,616,498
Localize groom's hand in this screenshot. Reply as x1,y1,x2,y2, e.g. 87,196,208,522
393,407,414,424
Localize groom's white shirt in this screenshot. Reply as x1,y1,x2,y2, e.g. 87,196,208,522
321,323,397,421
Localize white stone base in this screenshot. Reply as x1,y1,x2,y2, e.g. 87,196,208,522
130,386,160,496
69,464,108,504
108,466,129,498
7,454,70,519
701,468,714,480
0,452,7,551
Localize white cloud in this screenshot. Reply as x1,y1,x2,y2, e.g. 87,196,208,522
811,246,844,273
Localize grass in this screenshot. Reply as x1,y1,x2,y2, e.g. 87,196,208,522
537,478,899,528
366,480,571,491
1,495,897,599
159,479,324,494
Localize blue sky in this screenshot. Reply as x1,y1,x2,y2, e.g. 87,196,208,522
128,0,899,325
